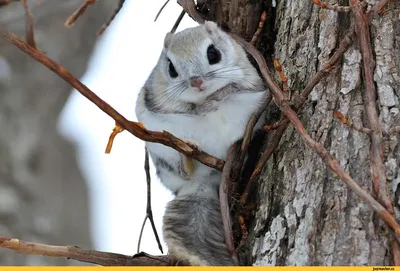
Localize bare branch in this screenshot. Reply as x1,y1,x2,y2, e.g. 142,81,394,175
219,142,240,262
333,111,373,135
171,10,185,33
65,0,97,27
97,0,125,36
273,58,289,95
241,94,271,155
240,121,288,204
250,11,267,45
137,216,148,254
20,0,36,48
140,148,163,254
154,0,170,22
0,237,172,266
177,0,205,24
230,92,271,184
350,0,392,213
0,27,225,172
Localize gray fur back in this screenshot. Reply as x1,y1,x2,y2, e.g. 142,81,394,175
163,193,235,266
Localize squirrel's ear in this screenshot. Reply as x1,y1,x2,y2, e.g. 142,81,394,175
204,21,219,35
164,32,173,48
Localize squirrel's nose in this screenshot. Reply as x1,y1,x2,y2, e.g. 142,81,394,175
190,77,204,90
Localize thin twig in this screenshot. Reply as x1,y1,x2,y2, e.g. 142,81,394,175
241,93,271,155
333,111,373,135
231,92,272,183
0,27,225,172
143,148,163,253
65,0,97,27
273,58,289,96
0,0,36,47
177,0,205,24
97,0,125,36
154,0,170,22
219,142,240,263
171,10,185,33
0,237,172,266
20,0,36,48
241,121,287,204
250,11,267,45
137,216,148,254
350,0,392,213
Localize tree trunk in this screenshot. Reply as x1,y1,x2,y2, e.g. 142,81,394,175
0,1,112,265
201,0,400,266
210,0,400,266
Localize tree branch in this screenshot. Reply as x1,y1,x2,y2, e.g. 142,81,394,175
20,0,36,48
350,0,392,213
65,0,97,27
0,237,172,266
137,148,163,254
97,0,125,36
177,0,205,24
0,27,225,172
219,142,240,262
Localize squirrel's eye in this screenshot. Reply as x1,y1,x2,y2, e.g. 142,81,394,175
168,59,178,78
207,44,221,65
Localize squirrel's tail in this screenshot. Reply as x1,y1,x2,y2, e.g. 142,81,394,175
163,182,236,266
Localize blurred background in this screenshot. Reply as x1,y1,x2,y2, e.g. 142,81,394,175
0,0,195,265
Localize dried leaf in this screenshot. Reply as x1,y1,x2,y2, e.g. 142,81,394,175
105,123,124,154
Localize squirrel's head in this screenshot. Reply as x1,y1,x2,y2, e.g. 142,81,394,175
152,21,259,105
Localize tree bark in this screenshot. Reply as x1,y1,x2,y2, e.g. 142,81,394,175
238,0,400,266
0,0,112,265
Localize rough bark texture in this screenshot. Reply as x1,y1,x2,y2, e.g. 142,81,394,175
0,0,112,265
244,0,400,266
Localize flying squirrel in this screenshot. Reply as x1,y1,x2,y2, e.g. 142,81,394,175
135,21,267,266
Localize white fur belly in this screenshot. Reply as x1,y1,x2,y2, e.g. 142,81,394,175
139,91,265,179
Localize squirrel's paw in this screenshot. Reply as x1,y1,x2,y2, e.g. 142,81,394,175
184,139,201,150
180,139,200,177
